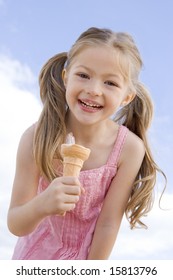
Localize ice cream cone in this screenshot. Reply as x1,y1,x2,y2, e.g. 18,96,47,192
61,143,91,177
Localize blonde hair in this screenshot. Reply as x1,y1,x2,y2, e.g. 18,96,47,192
34,27,166,229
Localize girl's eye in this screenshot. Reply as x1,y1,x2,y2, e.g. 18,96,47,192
105,81,118,87
77,73,89,79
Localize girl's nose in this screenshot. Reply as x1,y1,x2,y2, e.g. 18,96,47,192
87,81,102,96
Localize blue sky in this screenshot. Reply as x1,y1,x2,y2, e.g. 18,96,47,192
0,0,173,260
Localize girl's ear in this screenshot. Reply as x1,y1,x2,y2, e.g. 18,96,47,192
62,69,67,87
121,92,136,106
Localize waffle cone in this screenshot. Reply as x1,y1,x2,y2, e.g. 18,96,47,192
61,144,91,177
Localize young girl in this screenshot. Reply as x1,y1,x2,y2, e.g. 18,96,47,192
8,27,165,260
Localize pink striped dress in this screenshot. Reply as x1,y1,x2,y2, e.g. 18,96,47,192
12,125,128,259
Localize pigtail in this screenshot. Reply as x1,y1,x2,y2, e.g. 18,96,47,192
115,83,153,136
34,53,68,181
115,82,166,228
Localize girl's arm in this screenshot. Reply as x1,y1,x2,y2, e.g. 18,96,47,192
87,131,145,260
7,125,82,237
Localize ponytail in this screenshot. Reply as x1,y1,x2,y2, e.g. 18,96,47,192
117,82,153,136
34,53,68,181
115,82,166,229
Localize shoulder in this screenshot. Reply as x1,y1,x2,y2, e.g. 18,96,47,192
119,127,145,167
14,123,40,187
20,122,37,140
125,128,145,153
17,123,37,164
10,124,40,211
19,123,37,145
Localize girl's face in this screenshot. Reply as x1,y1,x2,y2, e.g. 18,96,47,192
63,46,135,127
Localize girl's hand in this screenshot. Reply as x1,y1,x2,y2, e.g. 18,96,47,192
40,176,84,216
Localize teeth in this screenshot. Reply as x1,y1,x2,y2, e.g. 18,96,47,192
81,101,101,108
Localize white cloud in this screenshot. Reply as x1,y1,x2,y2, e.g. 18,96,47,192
0,54,36,86
0,54,41,259
0,55,41,186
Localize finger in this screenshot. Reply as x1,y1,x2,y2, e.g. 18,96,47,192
80,186,85,195
56,202,76,216
61,176,81,186
64,185,81,195
63,194,80,204
62,203,76,212
58,211,66,216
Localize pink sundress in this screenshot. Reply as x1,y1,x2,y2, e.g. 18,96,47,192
12,125,128,259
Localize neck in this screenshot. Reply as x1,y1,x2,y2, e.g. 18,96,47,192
66,111,117,147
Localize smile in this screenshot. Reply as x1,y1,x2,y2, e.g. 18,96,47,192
78,99,103,110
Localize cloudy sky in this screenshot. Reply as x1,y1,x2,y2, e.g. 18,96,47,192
0,0,172,260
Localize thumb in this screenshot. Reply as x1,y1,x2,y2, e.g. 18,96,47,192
80,186,85,195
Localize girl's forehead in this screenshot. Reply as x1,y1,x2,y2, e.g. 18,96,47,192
69,45,130,80
74,45,116,60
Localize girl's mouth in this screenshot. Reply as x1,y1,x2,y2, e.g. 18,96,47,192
78,99,103,111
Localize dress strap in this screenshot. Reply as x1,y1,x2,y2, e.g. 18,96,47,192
107,125,128,167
